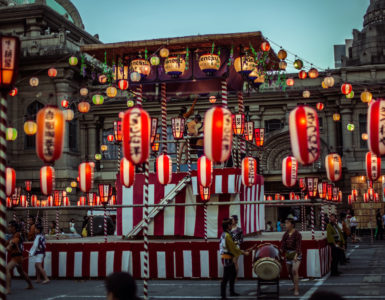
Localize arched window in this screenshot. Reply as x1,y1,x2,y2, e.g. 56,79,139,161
24,101,44,149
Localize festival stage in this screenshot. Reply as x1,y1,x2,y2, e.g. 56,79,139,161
20,232,330,280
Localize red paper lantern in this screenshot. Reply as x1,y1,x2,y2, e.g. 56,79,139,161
109,195,116,205
114,120,123,142
266,196,273,201
368,99,385,156
40,166,55,196
197,156,213,188
308,68,319,79
5,167,15,197
53,190,62,206
171,117,185,140
299,178,306,190
364,192,369,203
232,114,245,135
274,194,280,200
31,195,37,207
255,128,265,147
282,156,297,187
325,153,342,181
348,194,353,205
107,134,114,142
306,177,318,198
36,106,65,163
374,193,379,203
9,87,17,97
0,36,21,89
48,67,57,78
78,196,86,206
241,157,257,187
99,184,112,206
120,157,135,188
316,103,324,111
341,83,352,95
122,107,151,165
118,79,129,90
286,78,295,86
46,195,53,207
62,196,70,206
19,195,27,207
199,185,210,202
79,162,94,193
280,195,285,201
298,70,307,79
87,192,96,206
289,192,295,200
95,196,101,206
366,152,381,181
156,154,172,185
352,189,358,201
61,99,69,108
260,41,271,52
244,121,254,141
25,180,32,192
289,105,320,165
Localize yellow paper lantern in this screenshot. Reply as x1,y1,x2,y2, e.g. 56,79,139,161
333,113,341,122
209,96,217,104
29,77,39,87
160,48,169,58
63,109,74,121
279,61,287,70
78,101,90,113
321,81,328,89
106,86,117,98
70,181,77,188
95,153,102,160
6,128,17,141
362,133,368,140
130,59,151,78
278,49,287,60
324,76,335,87
198,53,221,75
80,88,88,96
24,121,37,135
360,90,372,103
100,144,108,152
164,56,186,77
234,56,255,75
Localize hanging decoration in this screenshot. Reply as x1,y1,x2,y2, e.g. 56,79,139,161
346,91,354,99
24,121,37,135
234,55,255,75
325,153,342,181
306,177,318,198
107,134,114,142
130,72,141,82
156,154,172,185
361,90,372,103
6,128,17,141
69,56,78,66
130,58,151,78
244,122,254,141
78,162,94,193
63,109,74,121
164,56,186,77
232,113,245,135
198,53,221,75
120,157,135,188
80,87,88,96
341,83,352,95
333,113,341,122
241,157,257,187
366,152,381,181
40,165,55,196
150,56,160,66
279,61,287,70
9,88,17,97
293,59,303,70
78,196,86,206
29,77,39,87
78,101,90,113
171,117,185,140
48,67,57,78
159,48,169,58
209,96,217,104
324,76,335,87
61,100,69,108
302,90,310,98
347,123,355,131
362,133,368,141
260,41,270,52
298,70,307,79
308,68,319,79
92,95,104,105
282,156,298,187
199,185,210,201
197,156,213,188
278,49,287,60
118,79,129,90
255,128,265,147
368,100,385,156
106,86,117,98
5,167,15,197
316,103,324,111
286,78,294,86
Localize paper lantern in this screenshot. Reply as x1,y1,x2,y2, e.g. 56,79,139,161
325,153,342,181
286,78,294,86
48,67,57,78
98,74,107,84
204,106,233,163
278,49,287,60
122,107,151,165
0,36,20,88
318,182,327,199
299,178,306,190
106,86,117,98
347,123,355,131
306,177,319,198
368,100,385,156
199,185,211,202
107,134,114,142
6,128,17,141
118,79,129,90
197,156,213,188
348,194,353,205
234,56,255,75
316,103,324,111
209,96,217,103
159,48,169,58
29,77,39,87
130,72,141,82
120,157,135,188
308,68,319,79
232,114,245,135
199,53,221,75
346,91,354,99
19,195,27,207
71,181,77,188
171,117,185,140
80,87,88,96
79,162,94,193
25,180,32,192
362,133,368,140
244,122,254,141
127,100,135,107
282,156,297,187
255,128,265,147
302,90,310,98
151,133,160,152
5,167,15,197
114,120,122,142
31,195,37,207
361,90,372,103
78,196,86,206
260,41,270,52
266,196,273,201
61,99,69,108
62,196,70,207
92,94,104,105
352,189,358,201
241,157,257,187
150,56,160,66
298,70,307,79
156,154,172,185
53,191,62,206
40,166,55,196
333,113,341,121
98,184,112,206
164,56,186,77
78,101,90,113
293,59,303,70
66,187,72,193
289,192,295,200
100,144,108,152
279,61,287,70
87,193,96,206
69,56,78,66
324,76,334,87
131,58,151,78
341,83,352,95
366,152,381,181
109,195,116,205
322,81,328,89
36,106,65,163
63,109,74,121
9,87,17,97
289,105,320,165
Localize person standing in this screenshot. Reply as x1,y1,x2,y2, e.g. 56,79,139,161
29,224,49,284
230,215,243,275
375,209,383,240
327,214,345,276
280,218,302,296
69,218,77,234
350,212,358,243
277,219,282,232
27,216,36,241
219,218,249,300
340,213,350,264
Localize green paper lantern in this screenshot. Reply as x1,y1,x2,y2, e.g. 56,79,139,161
150,56,160,66
293,59,303,70
347,123,355,131
95,153,102,161
92,94,104,105
346,91,354,99
66,187,73,193
69,56,78,66
127,100,135,107
6,128,17,141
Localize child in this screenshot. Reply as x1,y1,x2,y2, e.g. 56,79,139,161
29,224,49,284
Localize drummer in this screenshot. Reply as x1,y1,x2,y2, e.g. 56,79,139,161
280,217,302,296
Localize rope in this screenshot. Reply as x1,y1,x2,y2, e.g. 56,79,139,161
143,161,150,300
136,85,143,106
311,206,315,240
221,80,228,108
104,205,107,243
161,83,167,154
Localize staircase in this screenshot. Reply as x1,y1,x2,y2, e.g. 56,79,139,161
125,176,191,239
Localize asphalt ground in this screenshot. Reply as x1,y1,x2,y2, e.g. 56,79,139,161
7,238,385,300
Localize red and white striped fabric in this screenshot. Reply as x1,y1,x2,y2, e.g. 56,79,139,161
204,106,233,163
47,196,53,207
40,166,55,196
62,196,70,207
31,195,37,207
5,167,16,197
78,196,86,206
122,107,151,165
19,195,27,207
368,99,385,156
117,168,264,237
289,106,320,165
282,156,297,187
120,158,135,188
241,157,257,187
156,154,172,185
325,153,342,182
366,152,381,181
197,156,213,188
79,162,94,193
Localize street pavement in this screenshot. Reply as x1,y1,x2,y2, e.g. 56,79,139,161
7,238,385,300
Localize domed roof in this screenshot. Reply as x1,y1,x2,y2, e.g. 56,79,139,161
364,0,385,27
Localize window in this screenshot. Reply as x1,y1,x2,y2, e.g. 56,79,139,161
24,101,44,149
265,119,283,133
359,113,367,148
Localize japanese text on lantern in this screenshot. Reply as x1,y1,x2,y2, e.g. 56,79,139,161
222,112,232,153
43,108,55,159
2,38,16,69
333,156,340,176
291,160,297,180
129,111,142,159
249,159,255,183
371,156,378,178
306,111,318,159
380,107,385,145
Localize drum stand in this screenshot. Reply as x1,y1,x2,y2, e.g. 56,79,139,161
256,278,279,299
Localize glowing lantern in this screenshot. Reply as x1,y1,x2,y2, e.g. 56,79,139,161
203,106,233,163
122,107,151,165
289,192,295,200
266,196,273,201
78,196,86,206
92,94,104,105
25,180,32,192
242,157,257,187
69,56,78,66
5,167,15,197
98,74,107,84
36,106,65,163
374,193,379,203
286,78,294,86
279,61,287,70
322,81,328,89
130,58,151,78
106,86,117,98
66,187,72,193
306,177,318,198
347,123,355,131
120,157,135,188
308,68,319,79
316,103,324,111
199,185,211,201
127,100,135,107
234,56,255,75
70,181,77,188
348,194,353,205
232,114,245,135
78,162,94,193
87,193,96,206
346,91,354,99
114,120,122,142
199,53,221,75
293,59,303,70
150,56,160,66
107,134,114,142
0,36,20,88
98,184,112,206
333,113,341,122
63,109,74,121
298,70,307,79
6,128,17,141
156,154,172,185
130,72,141,82
302,90,310,98
9,87,17,97
29,77,39,87
31,195,37,207
255,128,265,147
48,67,57,78
366,152,381,181
368,100,385,156
19,195,27,207
324,76,335,87
278,49,287,60
361,90,372,103
78,101,90,113
100,144,108,152
152,133,160,152
197,156,213,188
62,196,70,207
289,105,320,165
341,83,352,95
150,118,158,143
171,117,185,140
299,178,306,190
109,195,116,205
260,41,270,52
164,56,186,77
159,48,169,58
209,96,217,103
368,188,374,201
80,87,88,96
352,189,358,201
61,99,69,108
362,133,368,140
40,166,55,196
244,122,254,141
318,182,327,199
325,153,342,181
94,153,101,161
282,156,297,187
118,79,129,90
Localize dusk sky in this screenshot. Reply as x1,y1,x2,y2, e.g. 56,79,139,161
72,0,369,70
